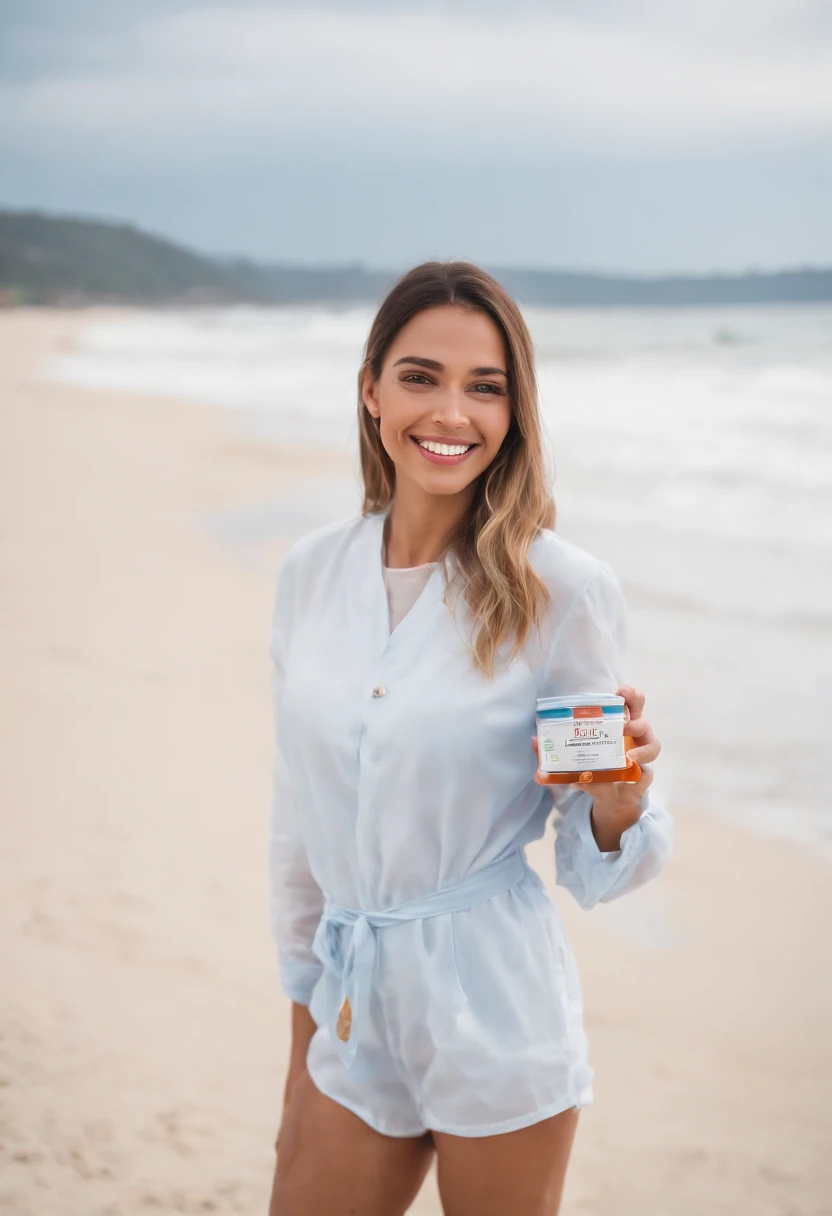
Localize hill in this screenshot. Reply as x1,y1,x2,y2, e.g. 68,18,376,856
1,209,830,307
0,211,253,305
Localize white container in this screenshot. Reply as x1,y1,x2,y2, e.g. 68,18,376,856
536,694,626,774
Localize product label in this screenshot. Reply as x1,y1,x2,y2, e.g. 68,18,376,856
537,707,625,773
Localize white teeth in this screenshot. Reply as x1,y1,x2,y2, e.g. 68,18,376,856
417,440,473,456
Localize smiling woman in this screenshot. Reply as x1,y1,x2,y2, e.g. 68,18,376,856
358,270,556,678
366,312,512,498
268,261,672,1216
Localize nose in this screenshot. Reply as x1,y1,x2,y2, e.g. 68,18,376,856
431,388,470,430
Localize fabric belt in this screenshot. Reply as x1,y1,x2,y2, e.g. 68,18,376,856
311,847,528,1068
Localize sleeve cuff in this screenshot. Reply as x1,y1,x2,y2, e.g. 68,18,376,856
279,955,324,1006
584,790,652,859
576,797,644,867
554,794,651,909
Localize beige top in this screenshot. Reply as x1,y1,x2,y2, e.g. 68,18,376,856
382,561,438,631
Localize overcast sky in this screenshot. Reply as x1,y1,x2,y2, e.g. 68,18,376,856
1,0,831,272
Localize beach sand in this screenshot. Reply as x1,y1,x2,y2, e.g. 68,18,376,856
1,309,829,1215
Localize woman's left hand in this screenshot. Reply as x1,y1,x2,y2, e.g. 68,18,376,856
532,685,662,852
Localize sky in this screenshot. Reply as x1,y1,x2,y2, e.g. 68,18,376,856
1,0,831,273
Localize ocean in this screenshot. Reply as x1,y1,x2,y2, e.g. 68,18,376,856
45,303,832,850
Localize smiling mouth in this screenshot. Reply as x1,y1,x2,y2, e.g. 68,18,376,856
411,436,479,465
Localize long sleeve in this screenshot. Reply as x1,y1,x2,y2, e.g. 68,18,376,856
268,557,325,1005
551,782,673,910
540,560,674,911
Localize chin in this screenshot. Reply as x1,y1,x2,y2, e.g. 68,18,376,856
407,460,482,497
423,477,475,497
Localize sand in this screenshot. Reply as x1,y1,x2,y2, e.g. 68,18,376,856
1,308,830,1216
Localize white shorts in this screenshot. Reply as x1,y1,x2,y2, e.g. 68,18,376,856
305,867,594,1138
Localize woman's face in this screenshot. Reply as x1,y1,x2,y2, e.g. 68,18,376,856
363,304,512,499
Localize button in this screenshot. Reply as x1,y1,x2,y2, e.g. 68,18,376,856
372,685,386,698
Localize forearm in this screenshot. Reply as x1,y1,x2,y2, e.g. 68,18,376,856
589,797,641,852
286,1001,317,1092
276,1002,317,1153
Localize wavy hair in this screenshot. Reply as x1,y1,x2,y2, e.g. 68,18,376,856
357,260,555,678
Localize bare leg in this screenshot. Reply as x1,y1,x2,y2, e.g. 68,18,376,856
269,1069,434,1216
433,1105,580,1216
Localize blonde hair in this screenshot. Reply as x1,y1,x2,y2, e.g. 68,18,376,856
357,260,555,678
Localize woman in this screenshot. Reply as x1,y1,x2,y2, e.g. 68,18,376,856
268,261,673,1216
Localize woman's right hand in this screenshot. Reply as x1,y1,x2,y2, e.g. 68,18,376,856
276,1002,318,1153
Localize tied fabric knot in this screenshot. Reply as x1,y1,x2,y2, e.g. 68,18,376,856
310,847,529,1069
312,910,378,1067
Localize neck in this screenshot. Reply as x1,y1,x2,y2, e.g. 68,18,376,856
383,476,475,568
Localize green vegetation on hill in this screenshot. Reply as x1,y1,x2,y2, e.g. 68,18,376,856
0,211,254,304
1,208,830,307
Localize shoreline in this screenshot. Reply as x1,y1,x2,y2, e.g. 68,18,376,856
37,303,832,857
1,309,830,1214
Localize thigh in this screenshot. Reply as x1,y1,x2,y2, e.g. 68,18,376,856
433,1105,580,1216
269,1069,434,1216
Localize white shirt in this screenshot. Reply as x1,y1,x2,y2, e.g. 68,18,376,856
268,506,673,1133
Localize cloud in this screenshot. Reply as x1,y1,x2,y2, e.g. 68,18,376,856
1,1,830,272
2,2,832,166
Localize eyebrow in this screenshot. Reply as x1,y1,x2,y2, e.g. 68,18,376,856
392,355,507,378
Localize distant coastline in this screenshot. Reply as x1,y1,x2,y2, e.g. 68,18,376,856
2,207,831,308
